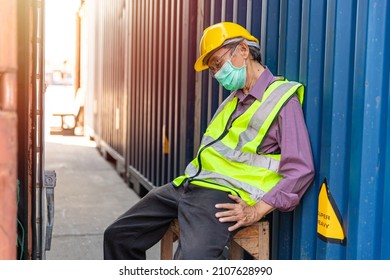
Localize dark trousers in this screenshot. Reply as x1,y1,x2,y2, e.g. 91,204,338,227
103,183,237,260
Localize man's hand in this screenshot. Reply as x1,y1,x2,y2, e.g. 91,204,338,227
215,195,274,231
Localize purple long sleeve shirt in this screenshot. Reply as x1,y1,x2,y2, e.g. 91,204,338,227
233,67,314,211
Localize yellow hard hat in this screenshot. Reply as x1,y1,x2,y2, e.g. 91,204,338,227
194,22,259,72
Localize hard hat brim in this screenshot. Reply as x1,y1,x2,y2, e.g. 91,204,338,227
194,53,210,72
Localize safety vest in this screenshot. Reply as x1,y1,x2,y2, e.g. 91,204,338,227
173,80,304,206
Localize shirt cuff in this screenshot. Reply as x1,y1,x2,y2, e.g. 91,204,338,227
262,190,300,212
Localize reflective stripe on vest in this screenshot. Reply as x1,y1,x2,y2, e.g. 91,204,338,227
173,80,304,205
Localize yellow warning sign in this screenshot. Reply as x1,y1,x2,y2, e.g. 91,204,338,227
317,178,346,245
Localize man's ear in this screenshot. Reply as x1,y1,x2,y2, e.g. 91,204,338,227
239,42,250,59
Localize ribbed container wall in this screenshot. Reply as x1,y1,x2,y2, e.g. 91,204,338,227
84,0,389,259
270,0,389,260
197,0,389,260
175,0,389,260
125,0,197,190
93,0,127,164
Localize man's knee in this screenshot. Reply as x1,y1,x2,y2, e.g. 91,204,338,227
104,223,118,244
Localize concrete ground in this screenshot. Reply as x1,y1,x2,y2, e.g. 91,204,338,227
44,135,160,260
41,85,247,262
43,85,162,260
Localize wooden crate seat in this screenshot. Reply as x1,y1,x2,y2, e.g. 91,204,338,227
160,218,269,260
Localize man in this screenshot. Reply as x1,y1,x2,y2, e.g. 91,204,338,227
104,22,314,260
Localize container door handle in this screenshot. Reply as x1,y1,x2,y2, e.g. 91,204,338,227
44,170,57,251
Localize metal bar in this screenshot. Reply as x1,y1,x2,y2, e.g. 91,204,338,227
284,0,301,80
145,0,152,181
173,0,181,179
348,0,369,259
150,0,157,185
123,0,130,182
263,0,279,72
182,0,197,166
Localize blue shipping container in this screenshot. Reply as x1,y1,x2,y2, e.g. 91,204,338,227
84,0,390,260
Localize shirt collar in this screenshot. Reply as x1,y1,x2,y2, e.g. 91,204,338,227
235,66,275,102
